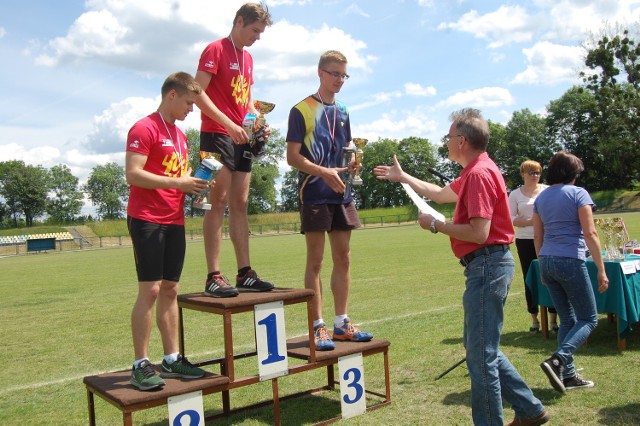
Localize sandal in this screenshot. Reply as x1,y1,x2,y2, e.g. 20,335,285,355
529,324,540,334
551,325,559,334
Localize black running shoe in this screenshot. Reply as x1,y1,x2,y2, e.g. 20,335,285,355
540,354,565,393
236,269,274,292
563,373,594,390
204,274,239,298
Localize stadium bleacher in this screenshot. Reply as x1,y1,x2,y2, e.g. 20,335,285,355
0,232,74,245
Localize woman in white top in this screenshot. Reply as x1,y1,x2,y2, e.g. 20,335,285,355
509,160,557,334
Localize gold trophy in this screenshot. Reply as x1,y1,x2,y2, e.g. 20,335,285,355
595,217,629,260
351,138,368,186
243,100,275,158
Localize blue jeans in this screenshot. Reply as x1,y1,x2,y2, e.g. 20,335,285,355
539,256,598,379
463,249,545,425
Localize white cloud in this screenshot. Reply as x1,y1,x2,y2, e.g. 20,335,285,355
540,0,640,42
85,96,158,154
436,87,515,109
438,6,541,48
35,10,133,66
511,41,585,85
350,84,435,112
352,108,439,142
344,4,370,18
404,82,437,97
0,27,6,39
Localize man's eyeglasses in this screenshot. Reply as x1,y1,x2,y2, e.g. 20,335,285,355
527,171,541,176
321,69,350,80
444,134,463,143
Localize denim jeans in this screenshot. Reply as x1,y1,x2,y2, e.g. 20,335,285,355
463,249,545,425
539,256,598,379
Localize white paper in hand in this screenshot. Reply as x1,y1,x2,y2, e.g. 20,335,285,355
401,183,445,222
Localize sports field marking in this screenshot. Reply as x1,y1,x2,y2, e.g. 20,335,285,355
1,292,524,395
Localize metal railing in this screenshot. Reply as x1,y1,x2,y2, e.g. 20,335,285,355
0,213,426,257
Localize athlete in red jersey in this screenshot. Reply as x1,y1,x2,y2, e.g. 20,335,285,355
126,72,209,391
195,3,275,297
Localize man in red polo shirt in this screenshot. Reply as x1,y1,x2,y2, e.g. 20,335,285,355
374,108,549,426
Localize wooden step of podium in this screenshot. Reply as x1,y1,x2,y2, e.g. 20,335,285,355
287,335,390,361
83,368,229,426
177,288,315,314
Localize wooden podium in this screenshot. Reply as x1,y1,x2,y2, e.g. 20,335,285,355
83,288,391,425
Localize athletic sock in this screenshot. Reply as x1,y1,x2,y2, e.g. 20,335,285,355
163,352,179,364
133,358,149,369
335,314,348,328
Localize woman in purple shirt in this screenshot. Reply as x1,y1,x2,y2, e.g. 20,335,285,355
533,151,608,393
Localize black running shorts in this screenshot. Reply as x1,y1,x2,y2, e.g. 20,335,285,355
200,132,253,173
127,216,186,282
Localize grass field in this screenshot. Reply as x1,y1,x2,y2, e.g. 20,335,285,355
1,212,639,425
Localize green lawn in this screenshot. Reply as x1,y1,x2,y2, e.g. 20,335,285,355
1,212,639,425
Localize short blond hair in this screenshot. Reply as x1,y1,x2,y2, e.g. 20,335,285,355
519,160,542,175
318,50,347,69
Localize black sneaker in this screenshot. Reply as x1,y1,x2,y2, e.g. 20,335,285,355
563,373,594,390
204,274,239,298
236,269,274,292
540,354,565,393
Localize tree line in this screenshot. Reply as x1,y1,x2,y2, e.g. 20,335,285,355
1,28,638,228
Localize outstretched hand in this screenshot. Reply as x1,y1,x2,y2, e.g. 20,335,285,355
373,155,404,182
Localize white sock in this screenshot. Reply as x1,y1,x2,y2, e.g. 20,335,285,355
163,352,179,364
335,314,348,328
313,319,325,329
133,358,149,369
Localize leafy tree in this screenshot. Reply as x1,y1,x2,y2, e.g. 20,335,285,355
355,138,402,208
493,110,560,190
279,168,299,212
578,28,640,188
0,160,23,226
248,128,286,214
83,162,128,220
0,201,7,228
358,137,437,209
0,160,49,226
184,128,207,217
546,87,603,190
249,163,279,213
47,164,83,223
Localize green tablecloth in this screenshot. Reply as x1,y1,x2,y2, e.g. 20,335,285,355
525,255,640,338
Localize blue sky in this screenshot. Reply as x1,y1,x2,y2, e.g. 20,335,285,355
1,0,639,196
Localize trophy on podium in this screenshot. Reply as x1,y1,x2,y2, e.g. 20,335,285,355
351,138,368,186
243,100,275,158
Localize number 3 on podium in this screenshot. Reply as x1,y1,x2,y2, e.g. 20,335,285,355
339,353,367,419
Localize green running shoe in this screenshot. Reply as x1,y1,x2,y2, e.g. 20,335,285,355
130,360,165,391
161,354,206,379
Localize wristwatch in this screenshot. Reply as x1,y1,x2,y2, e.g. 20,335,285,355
430,218,439,234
